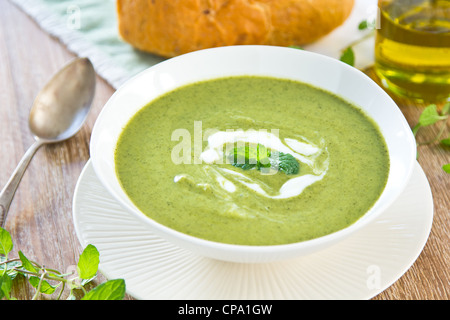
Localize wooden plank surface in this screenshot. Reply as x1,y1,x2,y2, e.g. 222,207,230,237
0,0,448,300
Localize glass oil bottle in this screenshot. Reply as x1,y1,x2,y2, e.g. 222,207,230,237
374,0,450,102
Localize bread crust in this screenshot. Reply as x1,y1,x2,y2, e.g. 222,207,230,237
117,0,355,58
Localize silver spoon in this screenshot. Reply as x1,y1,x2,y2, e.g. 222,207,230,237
0,57,96,228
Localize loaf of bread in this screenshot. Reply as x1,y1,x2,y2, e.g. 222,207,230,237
117,0,355,58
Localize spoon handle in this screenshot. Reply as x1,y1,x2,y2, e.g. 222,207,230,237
0,140,43,228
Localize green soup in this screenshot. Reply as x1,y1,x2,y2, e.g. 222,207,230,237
115,76,389,246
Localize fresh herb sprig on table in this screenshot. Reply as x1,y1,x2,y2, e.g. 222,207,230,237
0,227,126,300
413,103,450,173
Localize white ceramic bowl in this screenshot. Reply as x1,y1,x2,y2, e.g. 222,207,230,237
90,45,416,263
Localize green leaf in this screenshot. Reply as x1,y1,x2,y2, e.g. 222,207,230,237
0,272,12,300
441,137,450,147
340,47,355,66
0,227,13,257
28,276,59,295
413,104,449,136
358,20,369,30
77,244,100,280
19,251,38,273
269,152,300,175
443,164,450,173
81,279,126,300
418,104,447,127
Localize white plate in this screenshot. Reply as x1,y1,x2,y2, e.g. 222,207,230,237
72,160,433,300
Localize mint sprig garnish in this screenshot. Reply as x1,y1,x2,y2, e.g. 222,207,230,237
228,144,300,175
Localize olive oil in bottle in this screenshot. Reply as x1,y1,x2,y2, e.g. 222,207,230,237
374,0,450,102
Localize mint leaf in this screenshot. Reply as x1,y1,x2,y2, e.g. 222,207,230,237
81,279,126,300
358,20,369,30
413,104,449,136
77,244,100,280
418,104,447,127
0,227,13,257
269,152,300,175
28,276,59,294
443,164,450,173
0,272,12,300
441,137,450,147
19,251,38,273
340,47,355,66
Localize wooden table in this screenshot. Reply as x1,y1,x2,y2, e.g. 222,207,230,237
1,0,448,300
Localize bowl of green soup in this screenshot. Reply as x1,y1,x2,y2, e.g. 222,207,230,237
90,45,416,263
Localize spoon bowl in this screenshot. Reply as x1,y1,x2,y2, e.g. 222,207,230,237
29,57,95,142
0,57,96,227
